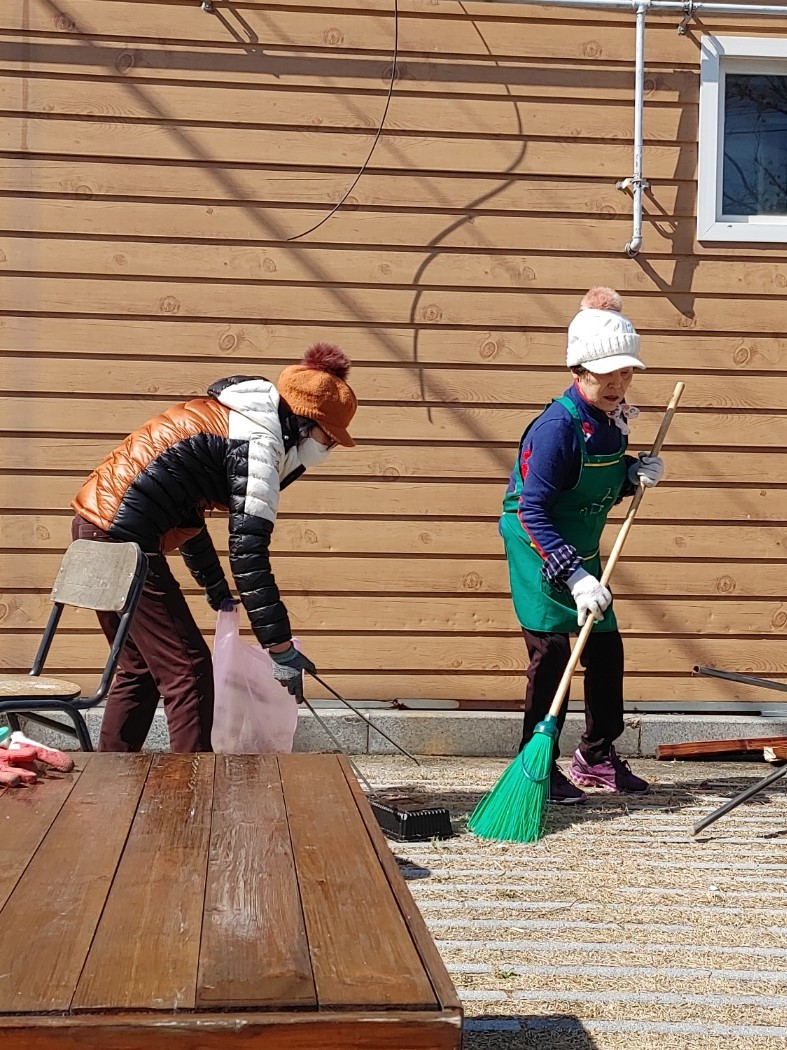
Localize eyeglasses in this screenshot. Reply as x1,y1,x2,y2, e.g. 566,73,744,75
312,425,337,450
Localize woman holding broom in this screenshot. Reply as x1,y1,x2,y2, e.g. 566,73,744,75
501,287,664,805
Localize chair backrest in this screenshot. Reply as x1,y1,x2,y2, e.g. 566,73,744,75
50,539,144,612
29,539,148,701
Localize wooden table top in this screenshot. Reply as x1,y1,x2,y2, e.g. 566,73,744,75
0,753,461,1050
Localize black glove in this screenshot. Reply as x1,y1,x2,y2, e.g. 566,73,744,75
270,645,317,703
206,585,233,611
217,596,241,612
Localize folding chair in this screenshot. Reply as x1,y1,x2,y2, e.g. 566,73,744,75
0,539,148,751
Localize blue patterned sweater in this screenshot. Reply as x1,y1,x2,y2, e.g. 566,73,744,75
503,383,636,584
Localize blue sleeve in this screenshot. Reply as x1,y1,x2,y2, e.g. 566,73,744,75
517,416,583,584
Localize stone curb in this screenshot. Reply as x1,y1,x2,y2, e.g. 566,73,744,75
7,709,787,757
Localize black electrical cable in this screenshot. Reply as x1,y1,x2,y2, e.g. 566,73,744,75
285,0,399,241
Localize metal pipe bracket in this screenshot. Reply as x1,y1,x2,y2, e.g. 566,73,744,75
678,0,695,32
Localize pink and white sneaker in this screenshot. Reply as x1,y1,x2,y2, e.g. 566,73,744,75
568,746,649,795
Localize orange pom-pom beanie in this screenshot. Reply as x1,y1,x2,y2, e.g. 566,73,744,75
276,343,357,447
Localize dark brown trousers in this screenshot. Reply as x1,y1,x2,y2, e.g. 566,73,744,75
520,628,625,765
72,515,214,753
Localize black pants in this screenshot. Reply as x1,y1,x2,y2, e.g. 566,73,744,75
520,628,625,766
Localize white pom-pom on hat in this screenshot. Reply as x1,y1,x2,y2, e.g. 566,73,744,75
566,286,645,374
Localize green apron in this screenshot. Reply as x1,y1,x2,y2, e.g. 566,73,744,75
501,395,627,634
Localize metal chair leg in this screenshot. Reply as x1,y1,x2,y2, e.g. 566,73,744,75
693,764,787,835
70,712,94,752
14,707,94,752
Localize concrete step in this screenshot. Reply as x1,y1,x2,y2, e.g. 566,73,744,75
5,708,787,757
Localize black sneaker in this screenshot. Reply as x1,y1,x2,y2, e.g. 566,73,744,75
549,764,587,806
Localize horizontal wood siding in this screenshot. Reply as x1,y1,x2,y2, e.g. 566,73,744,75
2,0,786,705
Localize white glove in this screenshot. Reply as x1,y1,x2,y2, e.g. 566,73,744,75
628,453,664,488
567,567,612,627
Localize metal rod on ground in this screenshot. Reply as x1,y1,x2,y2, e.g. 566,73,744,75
307,671,421,766
693,763,787,835
300,697,376,793
693,665,787,694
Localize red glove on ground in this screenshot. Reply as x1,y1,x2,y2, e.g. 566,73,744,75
0,732,75,787
0,745,40,787
8,731,75,773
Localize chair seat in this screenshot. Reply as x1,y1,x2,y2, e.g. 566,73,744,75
0,675,82,699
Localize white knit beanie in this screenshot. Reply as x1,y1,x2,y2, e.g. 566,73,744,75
566,287,645,374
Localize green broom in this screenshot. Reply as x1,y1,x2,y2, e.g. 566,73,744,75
469,381,685,843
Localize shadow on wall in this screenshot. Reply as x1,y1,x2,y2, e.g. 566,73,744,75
17,0,602,475
20,0,511,474
407,2,542,459
464,1014,601,1048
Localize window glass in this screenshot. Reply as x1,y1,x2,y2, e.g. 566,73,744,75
723,74,787,216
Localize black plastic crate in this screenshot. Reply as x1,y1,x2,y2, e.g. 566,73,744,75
369,796,454,842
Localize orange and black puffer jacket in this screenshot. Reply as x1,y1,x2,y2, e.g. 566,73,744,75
72,377,305,647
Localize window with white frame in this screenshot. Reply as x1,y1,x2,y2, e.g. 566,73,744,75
698,36,787,242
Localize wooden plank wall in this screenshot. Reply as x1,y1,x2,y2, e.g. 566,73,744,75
2,0,787,705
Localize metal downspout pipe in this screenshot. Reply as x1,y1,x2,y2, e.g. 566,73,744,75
623,1,649,256
484,0,787,251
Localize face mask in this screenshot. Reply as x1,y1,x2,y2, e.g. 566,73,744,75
298,436,332,469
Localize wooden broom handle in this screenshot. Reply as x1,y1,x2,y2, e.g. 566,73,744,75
545,381,685,721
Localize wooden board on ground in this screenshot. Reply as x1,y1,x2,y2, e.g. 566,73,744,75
0,753,462,1050
656,737,787,761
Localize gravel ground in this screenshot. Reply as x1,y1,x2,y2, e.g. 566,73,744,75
354,755,787,1050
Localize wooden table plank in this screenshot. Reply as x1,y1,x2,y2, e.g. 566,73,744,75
197,755,315,1009
0,1010,462,1049
73,753,214,1012
338,758,463,1017
0,754,84,912
279,754,438,1010
0,754,151,1014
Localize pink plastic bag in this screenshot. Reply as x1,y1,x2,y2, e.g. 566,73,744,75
211,609,299,754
